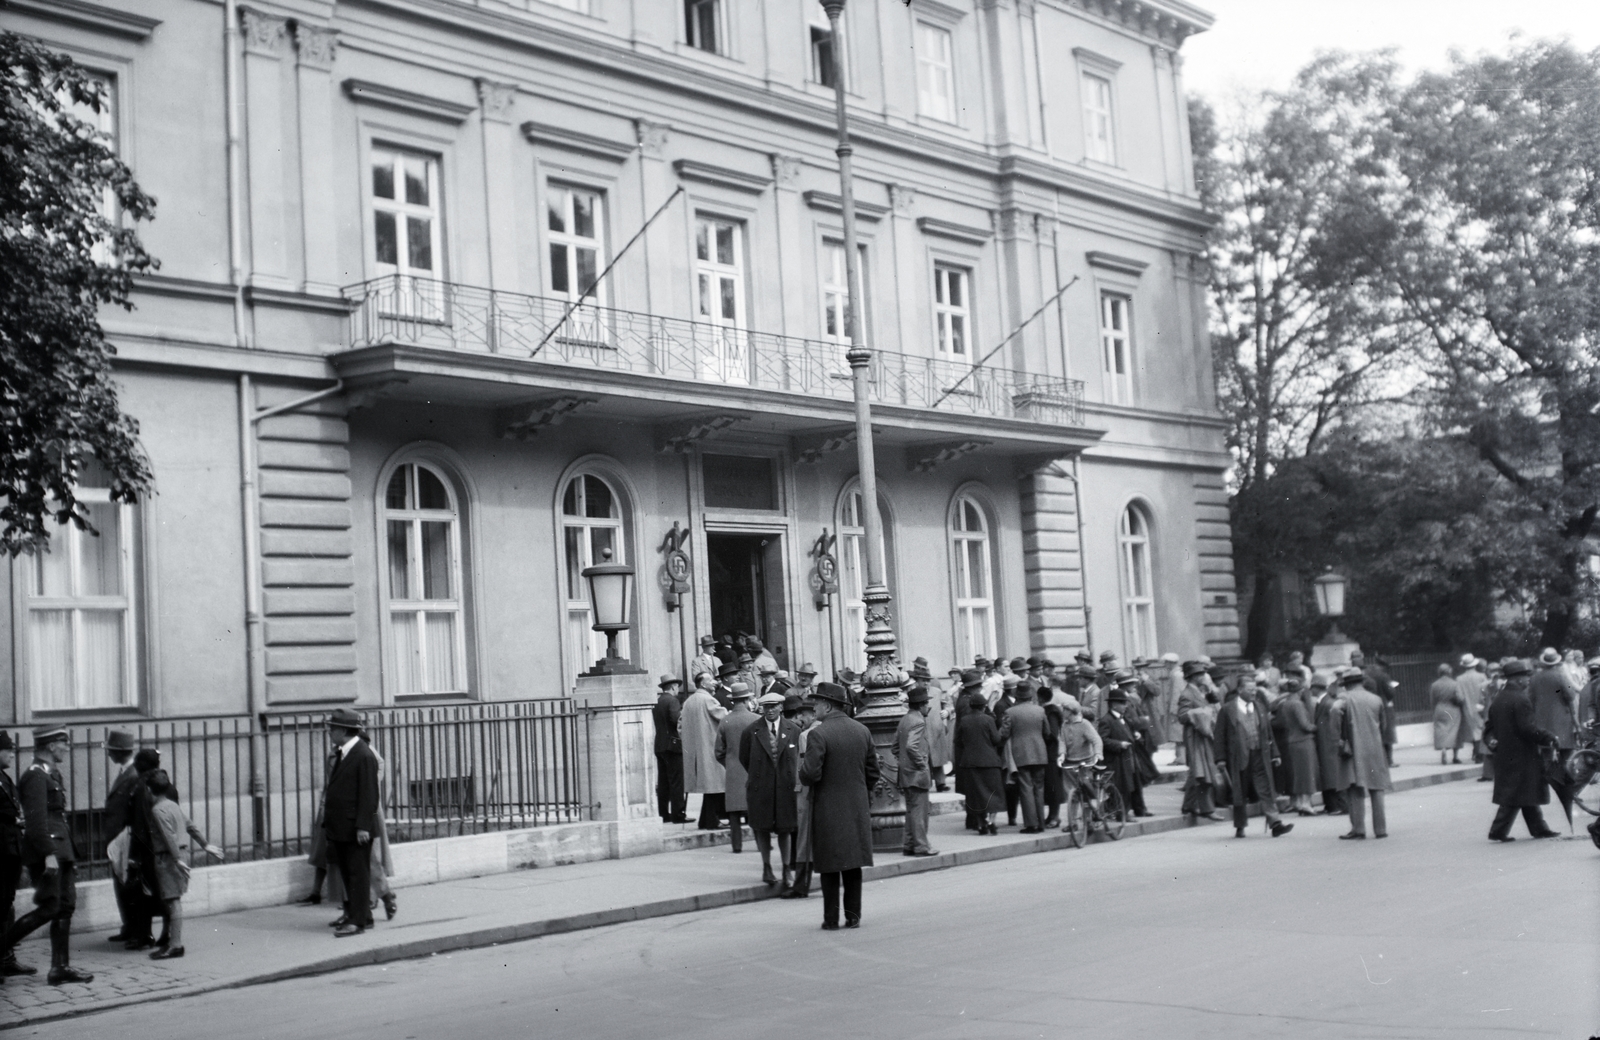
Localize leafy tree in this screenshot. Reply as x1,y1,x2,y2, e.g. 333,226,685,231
1198,55,1423,653
1,30,155,556
1380,41,1600,648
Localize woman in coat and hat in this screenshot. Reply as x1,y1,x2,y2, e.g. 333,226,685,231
713,684,760,853
1278,677,1320,815
1176,661,1222,821
1430,662,1468,765
953,690,1006,835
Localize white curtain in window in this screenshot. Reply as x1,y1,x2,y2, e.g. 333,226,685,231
950,495,996,664
1119,505,1157,659
561,472,629,689
382,463,467,696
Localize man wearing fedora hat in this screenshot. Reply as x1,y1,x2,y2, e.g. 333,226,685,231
2,726,92,984
100,729,146,946
690,636,720,686
1097,676,1151,821
681,672,730,830
1485,659,1562,841
653,676,688,824
323,708,380,937
1176,662,1223,821
793,663,818,695
894,685,939,856
740,691,801,890
1529,647,1581,820
911,659,950,792
1215,674,1294,839
714,684,760,854
0,731,35,978
799,682,879,929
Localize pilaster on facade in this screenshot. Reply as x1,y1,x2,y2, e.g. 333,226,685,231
241,6,295,293
1193,472,1241,658
1020,467,1088,660
255,389,358,704
477,79,519,291
294,23,339,295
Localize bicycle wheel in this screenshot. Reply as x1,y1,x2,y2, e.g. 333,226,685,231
1063,787,1088,848
1100,785,1126,840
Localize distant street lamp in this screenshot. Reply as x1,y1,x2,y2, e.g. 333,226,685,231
583,547,638,675
1309,568,1357,670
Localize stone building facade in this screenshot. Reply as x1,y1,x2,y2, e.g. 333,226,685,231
1,0,1239,725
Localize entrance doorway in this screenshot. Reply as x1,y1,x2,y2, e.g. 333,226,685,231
705,533,789,669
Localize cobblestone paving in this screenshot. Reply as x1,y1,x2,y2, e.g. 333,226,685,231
0,939,223,1022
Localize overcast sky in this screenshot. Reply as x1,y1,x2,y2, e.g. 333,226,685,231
1181,0,1600,104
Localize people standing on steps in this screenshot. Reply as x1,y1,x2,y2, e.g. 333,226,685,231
1,726,93,986
680,673,730,830
653,675,688,824
689,635,720,687
714,683,759,853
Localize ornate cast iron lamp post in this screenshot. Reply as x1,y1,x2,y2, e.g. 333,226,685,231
821,0,905,848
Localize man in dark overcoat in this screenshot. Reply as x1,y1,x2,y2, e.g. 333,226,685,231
1096,685,1147,820
1311,673,1347,815
739,691,800,891
1215,675,1294,839
1485,659,1561,841
0,732,35,978
1,726,92,985
99,729,144,946
652,676,687,823
799,682,878,930
323,708,380,936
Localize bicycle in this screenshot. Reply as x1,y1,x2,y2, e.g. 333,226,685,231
1566,719,1599,818
1061,763,1126,847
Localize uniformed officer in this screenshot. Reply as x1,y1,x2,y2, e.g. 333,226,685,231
0,725,93,986
0,731,38,979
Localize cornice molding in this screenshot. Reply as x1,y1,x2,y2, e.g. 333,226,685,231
802,190,887,223
673,159,773,195
1085,250,1149,277
335,0,1212,234
917,216,992,246
341,78,475,123
1054,0,1213,49
521,120,635,162
5,0,161,39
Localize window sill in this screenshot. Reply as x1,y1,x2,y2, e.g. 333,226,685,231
28,706,145,719
393,692,477,706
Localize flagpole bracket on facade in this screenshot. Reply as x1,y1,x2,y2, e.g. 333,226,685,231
908,440,993,473
497,396,599,440
655,412,751,454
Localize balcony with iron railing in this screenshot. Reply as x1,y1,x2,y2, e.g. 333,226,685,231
341,276,1086,428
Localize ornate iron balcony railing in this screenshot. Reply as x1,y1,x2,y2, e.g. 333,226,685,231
343,276,1085,426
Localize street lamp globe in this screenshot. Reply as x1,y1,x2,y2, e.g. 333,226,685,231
1312,569,1347,619
582,547,636,674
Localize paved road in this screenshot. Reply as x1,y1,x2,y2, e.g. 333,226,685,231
19,780,1597,1039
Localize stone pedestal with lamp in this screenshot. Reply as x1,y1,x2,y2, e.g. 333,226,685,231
1309,569,1361,672
574,549,661,857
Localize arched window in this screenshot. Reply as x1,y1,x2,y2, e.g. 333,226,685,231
383,462,468,695
836,483,894,672
561,472,629,685
1119,503,1157,659
950,494,997,663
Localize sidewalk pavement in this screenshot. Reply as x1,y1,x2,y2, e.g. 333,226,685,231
0,746,1480,1029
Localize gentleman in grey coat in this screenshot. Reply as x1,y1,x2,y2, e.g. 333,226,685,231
799,682,879,930
1529,647,1579,818
894,685,938,856
1334,670,1392,839
1485,659,1560,841
999,683,1051,833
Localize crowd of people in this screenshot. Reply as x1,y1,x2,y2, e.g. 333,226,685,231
0,725,223,991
